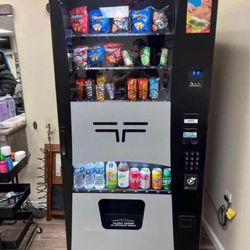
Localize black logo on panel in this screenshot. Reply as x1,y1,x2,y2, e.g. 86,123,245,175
93,122,148,143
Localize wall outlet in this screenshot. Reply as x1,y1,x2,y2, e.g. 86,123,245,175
225,189,232,204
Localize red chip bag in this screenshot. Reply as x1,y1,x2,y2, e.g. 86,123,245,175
69,6,89,34
103,43,123,66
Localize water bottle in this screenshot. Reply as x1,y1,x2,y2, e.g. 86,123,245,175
84,163,95,189
4,95,16,118
0,98,9,122
95,162,105,189
73,164,85,190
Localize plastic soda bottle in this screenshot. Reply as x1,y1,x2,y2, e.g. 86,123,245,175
118,162,129,188
95,162,105,189
106,161,117,189
163,168,171,190
73,164,85,190
84,163,95,189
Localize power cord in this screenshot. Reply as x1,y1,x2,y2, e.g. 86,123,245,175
205,188,236,227
22,148,47,219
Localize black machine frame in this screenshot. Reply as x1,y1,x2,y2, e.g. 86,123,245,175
49,0,218,249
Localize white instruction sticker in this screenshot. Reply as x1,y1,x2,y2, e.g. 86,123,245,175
184,119,198,124
100,6,129,18
55,153,62,177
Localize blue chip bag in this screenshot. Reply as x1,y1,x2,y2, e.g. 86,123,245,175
89,9,110,33
131,7,152,33
88,46,105,66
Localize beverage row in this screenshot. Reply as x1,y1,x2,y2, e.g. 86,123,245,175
73,44,168,68
76,76,160,101
73,161,171,191
69,6,169,35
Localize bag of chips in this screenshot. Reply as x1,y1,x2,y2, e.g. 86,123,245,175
88,46,105,66
89,9,110,33
76,79,85,100
112,17,130,33
73,46,88,67
106,82,115,100
160,48,168,66
140,47,151,66
122,50,133,66
85,79,95,101
152,6,169,32
149,77,160,100
131,7,152,33
96,75,106,102
104,43,123,65
69,6,89,34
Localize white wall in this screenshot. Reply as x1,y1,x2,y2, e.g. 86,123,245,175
0,0,59,199
203,0,250,249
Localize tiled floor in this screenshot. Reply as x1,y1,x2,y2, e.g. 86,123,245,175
29,219,215,250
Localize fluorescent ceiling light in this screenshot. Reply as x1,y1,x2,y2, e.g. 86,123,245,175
0,28,12,34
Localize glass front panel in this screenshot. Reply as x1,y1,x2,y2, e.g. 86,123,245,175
64,0,176,102
62,0,176,194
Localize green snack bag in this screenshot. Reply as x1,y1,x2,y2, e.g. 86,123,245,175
160,48,168,66
141,47,151,66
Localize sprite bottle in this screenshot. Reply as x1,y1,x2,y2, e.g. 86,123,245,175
163,168,171,190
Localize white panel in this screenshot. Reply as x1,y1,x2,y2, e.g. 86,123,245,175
72,193,174,250
71,102,171,166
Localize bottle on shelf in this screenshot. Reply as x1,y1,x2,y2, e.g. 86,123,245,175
106,161,118,189
1,146,14,171
0,154,8,173
95,162,105,190
118,162,129,188
4,94,16,118
73,164,85,190
84,163,95,189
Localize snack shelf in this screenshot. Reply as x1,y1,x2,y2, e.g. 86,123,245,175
72,32,174,38
73,188,171,195
76,65,170,71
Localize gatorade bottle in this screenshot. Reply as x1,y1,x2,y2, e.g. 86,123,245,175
95,162,105,190
84,163,95,189
106,161,117,189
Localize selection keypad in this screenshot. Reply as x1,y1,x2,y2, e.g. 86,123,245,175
184,151,200,171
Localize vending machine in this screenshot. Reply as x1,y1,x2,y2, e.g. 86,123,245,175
49,0,218,249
